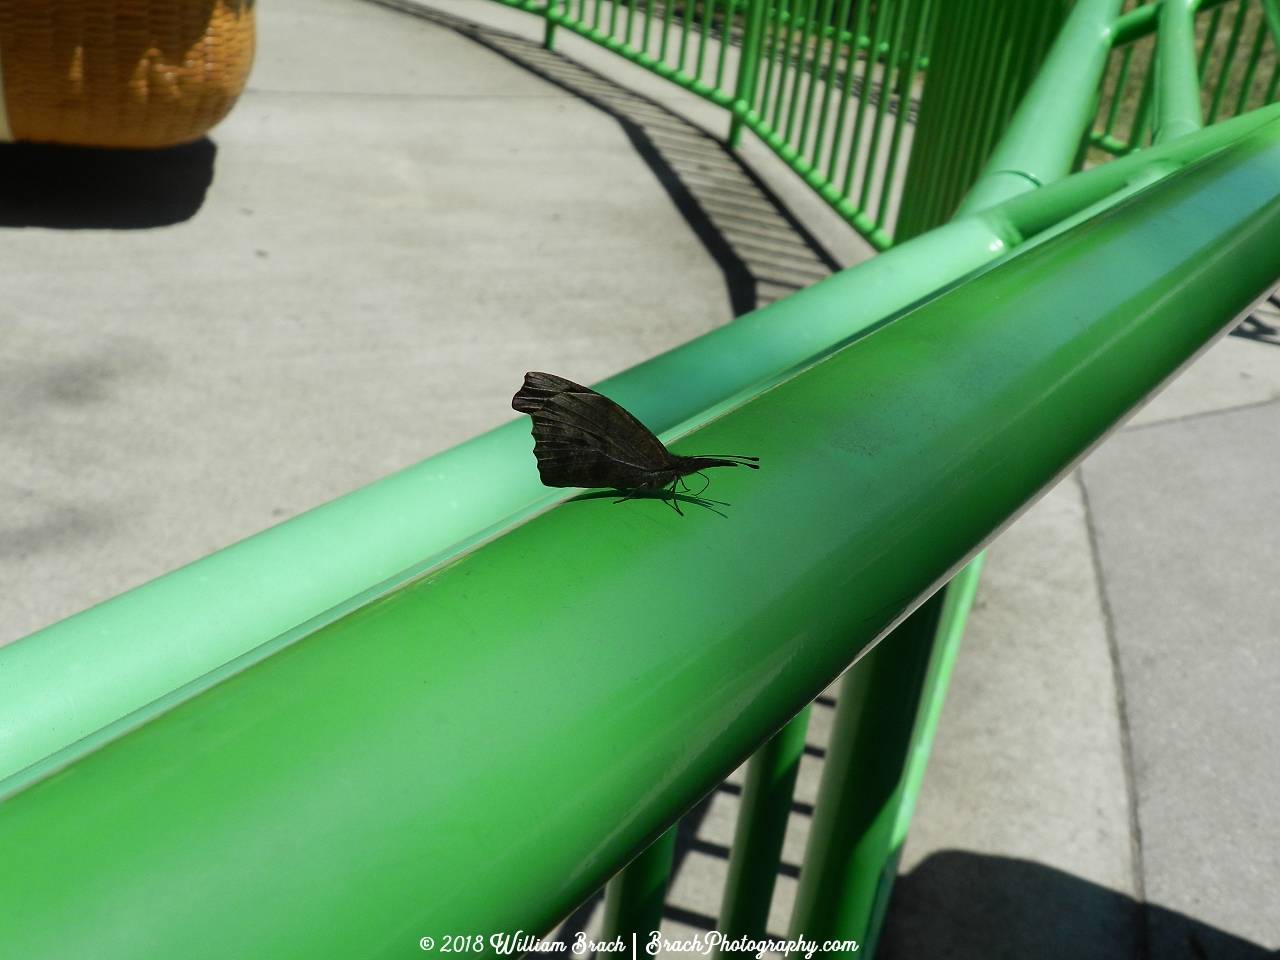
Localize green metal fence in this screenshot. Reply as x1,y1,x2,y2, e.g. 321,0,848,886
1094,0,1280,157
1,0,1280,957
488,0,938,247
479,0,1280,244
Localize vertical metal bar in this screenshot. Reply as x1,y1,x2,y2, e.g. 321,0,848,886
852,557,985,956
714,0,738,94
784,0,823,146
759,0,790,124
1130,46,1160,147
857,0,909,213
787,590,948,954
730,0,769,146
625,0,640,48
1263,0,1280,42
1155,0,1205,142
1265,0,1280,102
679,0,697,75
1207,0,1250,123
1104,45,1138,137
545,0,559,48
600,825,678,939
796,0,837,157
696,0,719,83
660,0,677,64
822,0,868,180
716,708,812,939
840,0,890,196
1196,7,1225,83
877,0,930,232
809,0,854,166
771,0,805,127
642,0,659,55
887,558,984,857
1234,13,1270,115
610,0,622,41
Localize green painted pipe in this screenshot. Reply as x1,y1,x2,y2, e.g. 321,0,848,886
1155,0,1205,143
788,593,947,953
5,88,1270,800
0,212,1017,796
993,101,1280,241
786,555,984,953
717,707,811,940
600,825,677,939
2,117,1278,959
958,0,1125,215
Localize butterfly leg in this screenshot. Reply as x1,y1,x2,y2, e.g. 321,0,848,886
665,479,684,516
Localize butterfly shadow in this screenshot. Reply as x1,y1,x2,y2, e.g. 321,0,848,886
569,488,733,519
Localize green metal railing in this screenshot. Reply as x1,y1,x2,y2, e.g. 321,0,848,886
484,0,938,247
466,0,1280,242
2,0,1280,957
1093,0,1280,156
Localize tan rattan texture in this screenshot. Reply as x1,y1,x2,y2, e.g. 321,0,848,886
0,0,254,147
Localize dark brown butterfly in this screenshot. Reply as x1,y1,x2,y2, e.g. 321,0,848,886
512,371,758,514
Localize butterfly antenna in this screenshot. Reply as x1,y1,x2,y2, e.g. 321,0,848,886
698,455,760,468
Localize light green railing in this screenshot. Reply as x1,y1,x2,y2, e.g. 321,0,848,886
1093,0,1280,156
464,0,941,247
1,0,1279,958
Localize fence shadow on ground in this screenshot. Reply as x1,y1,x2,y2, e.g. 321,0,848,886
369,0,842,317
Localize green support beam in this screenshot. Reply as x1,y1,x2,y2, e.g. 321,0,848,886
718,708,812,939
1155,0,1205,143
958,0,1126,215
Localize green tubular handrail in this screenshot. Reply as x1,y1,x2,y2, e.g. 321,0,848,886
0,212,1021,801
5,95,1269,802
958,0,1125,215
2,119,1279,956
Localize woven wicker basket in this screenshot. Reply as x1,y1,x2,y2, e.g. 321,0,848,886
0,0,254,148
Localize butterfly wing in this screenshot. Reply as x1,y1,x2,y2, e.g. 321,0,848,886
512,372,675,489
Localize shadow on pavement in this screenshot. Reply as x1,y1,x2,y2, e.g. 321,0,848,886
0,139,216,229
368,0,840,317
879,851,1276,960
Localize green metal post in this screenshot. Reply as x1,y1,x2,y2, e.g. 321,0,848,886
895,0,1072,239
543,0,560,47
1155,0,1204,142
787,591,947,954
600,825,678,939
958,0,1125,215
730,0,769,148
717,707,811,939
